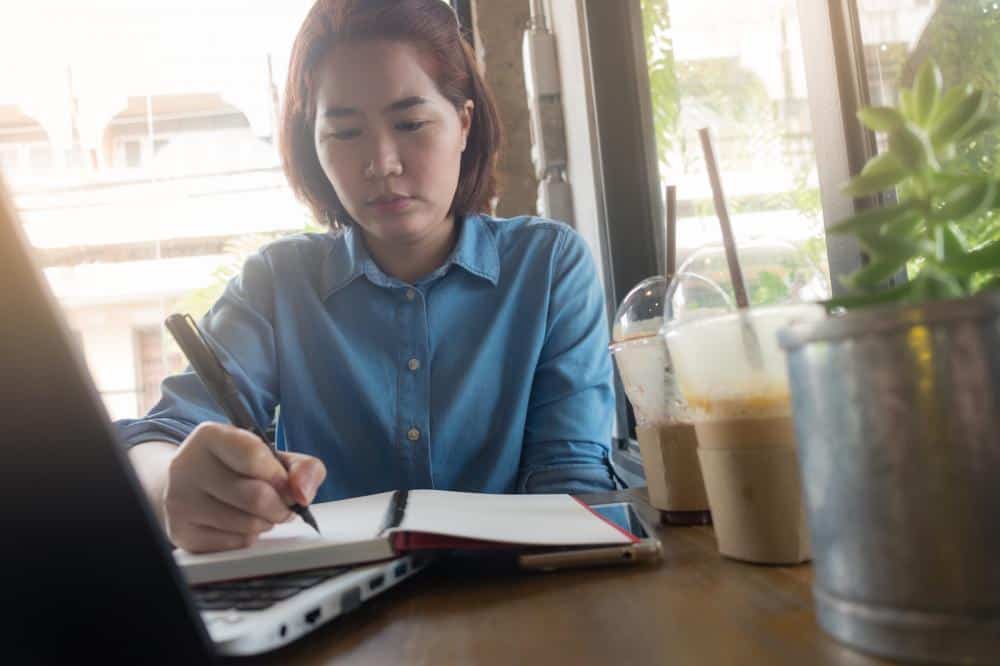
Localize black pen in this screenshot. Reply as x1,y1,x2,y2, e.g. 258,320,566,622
164,313,320,534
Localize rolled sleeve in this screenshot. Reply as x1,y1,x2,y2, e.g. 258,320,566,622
518,229,616,493
114,250,280,449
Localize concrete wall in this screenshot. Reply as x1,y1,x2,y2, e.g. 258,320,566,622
470,0,538,218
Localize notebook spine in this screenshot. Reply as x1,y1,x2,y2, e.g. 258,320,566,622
378,490,409,535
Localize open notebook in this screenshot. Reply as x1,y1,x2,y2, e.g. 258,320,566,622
176,490,637,584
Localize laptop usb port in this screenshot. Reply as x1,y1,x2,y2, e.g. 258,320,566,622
368,575,385,591
304,608,321,625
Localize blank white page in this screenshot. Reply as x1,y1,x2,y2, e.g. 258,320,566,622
395,491,634,545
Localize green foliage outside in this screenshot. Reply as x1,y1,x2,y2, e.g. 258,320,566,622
640,0,830,297
641,0,679,165
827,59,1000,309
914,1,1000,282
174,212,324,320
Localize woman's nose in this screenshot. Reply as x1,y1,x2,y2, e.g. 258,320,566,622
363,135,403,179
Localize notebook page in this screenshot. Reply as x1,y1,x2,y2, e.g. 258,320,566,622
396,491,634,545
174,491,394,565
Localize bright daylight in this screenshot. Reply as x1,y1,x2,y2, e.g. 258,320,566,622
4,1,999,664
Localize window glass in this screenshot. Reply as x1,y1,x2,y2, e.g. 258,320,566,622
856,0,1000,278
640,0,831,304
0,1,318,419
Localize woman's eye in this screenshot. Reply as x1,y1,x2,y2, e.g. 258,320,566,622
328,128,361,140
397,120,429,132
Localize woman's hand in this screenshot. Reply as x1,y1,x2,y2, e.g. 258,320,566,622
161,422,326,553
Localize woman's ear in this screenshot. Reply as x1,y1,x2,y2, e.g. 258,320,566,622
459,99,474,151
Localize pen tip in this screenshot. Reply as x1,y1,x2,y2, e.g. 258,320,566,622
291,503,320,534
303,510,321,534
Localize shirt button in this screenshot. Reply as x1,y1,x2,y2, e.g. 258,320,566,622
405,289,416,301
407,427,420,442
407,358,421,371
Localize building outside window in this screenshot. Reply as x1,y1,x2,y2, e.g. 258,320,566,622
0,1,317,420
133,325,186,417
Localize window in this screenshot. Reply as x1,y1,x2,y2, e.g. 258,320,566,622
577,1,997,463
1,2,318,419
0,146,17,174
639,0,832,302
134,326,186,417
122,139,143,168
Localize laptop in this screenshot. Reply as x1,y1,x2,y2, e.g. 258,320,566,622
0,174,430,663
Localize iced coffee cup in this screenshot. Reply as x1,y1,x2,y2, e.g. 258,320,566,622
610,276,710,524
664,304,825,564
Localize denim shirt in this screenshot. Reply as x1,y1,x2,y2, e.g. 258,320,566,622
115,214,617,502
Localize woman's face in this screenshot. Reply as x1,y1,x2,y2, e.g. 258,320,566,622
313,40,473,246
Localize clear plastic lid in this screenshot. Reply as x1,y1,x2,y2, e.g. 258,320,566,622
610,275,668,345
665,241,828,325
608,275,688,425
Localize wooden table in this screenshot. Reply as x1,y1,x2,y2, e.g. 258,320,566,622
243,489,896,665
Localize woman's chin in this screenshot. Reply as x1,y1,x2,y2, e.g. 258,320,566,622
361,214,441,245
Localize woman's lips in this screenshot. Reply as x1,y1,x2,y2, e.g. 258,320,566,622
368,196,414,215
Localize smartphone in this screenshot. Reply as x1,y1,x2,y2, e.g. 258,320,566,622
517,501,663,572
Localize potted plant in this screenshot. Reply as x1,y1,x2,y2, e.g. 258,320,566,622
777,60,1000,664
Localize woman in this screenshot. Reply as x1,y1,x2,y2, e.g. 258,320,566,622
120,0,616,554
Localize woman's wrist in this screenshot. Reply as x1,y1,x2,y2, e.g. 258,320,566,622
127,441,180,529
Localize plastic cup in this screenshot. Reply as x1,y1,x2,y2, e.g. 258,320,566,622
610,277,710,524
663,304,825,564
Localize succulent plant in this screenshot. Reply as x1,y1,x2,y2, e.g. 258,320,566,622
827,59,1000,309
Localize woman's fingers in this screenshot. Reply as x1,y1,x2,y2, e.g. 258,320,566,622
200,423,288,485
165,422,294,552
199,459,293,525
166,491,273,553
278,451,327,506
172,522,257,554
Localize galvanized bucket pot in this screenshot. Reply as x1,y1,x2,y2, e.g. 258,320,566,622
778,292,1000,664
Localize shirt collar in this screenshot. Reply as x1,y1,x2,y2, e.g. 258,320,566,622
448,213,500,286
321,214,500,299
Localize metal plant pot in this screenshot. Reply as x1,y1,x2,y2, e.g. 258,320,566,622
778,292,1000,664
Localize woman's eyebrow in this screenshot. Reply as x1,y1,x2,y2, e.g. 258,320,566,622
384,96,428,113
321,96,427,120
322,106,358,119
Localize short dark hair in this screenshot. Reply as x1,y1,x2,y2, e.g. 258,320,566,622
280,0,503,227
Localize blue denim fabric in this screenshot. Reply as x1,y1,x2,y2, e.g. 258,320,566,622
115,214,616,501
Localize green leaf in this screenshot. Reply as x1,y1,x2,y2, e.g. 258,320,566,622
913,266,968,301
943,239,1000,276
927,171,981,191
842,152,907,197
827,201,916,236
931,180,996,223
888,124,931,170
822,281,913,312
974,274,1000,292
927,84,973,127
930,89,986,149
899,89,916,121
913,60,942,125
859,233,928,262
844,254,913,290
857,107,905,133
955,113,1000,143
937,223,967,262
